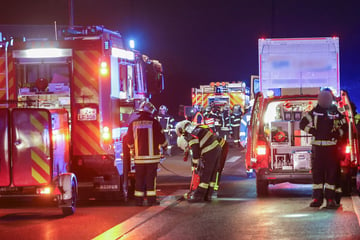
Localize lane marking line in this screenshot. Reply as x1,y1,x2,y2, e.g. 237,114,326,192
351,195,360,227
92,189,187,240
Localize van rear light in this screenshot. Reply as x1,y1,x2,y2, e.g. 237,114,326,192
256,145,267,155
345,144,351,154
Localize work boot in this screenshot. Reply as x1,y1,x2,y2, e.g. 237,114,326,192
187,189,206,203
326,199,339,209
309,198,323,207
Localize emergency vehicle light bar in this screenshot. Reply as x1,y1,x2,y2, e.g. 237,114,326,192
13,48,72,58
111,47,135,61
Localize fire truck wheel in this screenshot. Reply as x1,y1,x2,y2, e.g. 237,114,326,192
256,179,269,197
62,178,77,216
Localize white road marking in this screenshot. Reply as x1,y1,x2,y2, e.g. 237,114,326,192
92,189,187,240
351,195,360,227
226,156,240,163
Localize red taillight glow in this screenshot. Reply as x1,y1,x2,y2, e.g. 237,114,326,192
256,145,267,156
345,145,351,154
36,187,52,195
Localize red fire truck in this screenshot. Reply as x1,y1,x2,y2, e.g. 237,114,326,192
0,25,164,200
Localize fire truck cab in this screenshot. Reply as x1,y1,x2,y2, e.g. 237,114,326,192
0,25,164,200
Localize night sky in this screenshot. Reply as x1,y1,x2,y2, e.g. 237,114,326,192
1,0,360,116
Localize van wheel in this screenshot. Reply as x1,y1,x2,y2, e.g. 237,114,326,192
62,179,77,216
256,179,268,197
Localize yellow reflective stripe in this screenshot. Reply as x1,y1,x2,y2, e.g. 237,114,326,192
134,159,160,164
135,155,161,160
201,141,219,155
146,190,156,196
191,166,197,171
189,139,199,146
134,191,145,197
313,184,323,190
219,138,225,147
198,183,209,189
305,114,313,123
304,126,312,133
335,187,342,193
192,158,199,164
200,131,213,148
325,183,336,191
214,172,220,190
209,182,216,187
314,115,318,129
312,140,336,146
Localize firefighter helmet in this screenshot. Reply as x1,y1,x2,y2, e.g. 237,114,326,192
159,105,168,114
233,104,241,114
175,120,191,136
177,135,189,151
138,101,156,115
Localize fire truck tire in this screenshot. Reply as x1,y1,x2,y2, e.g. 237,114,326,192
256,178,268,197
60,175,78,216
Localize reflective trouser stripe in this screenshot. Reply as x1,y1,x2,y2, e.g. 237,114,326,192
313,184,324,190
192,158,199,165
214,172,220,191
335,187,342,193
198,182,209,189
209,182,216,187
146,190,156,196
324,183,336,191
134,190,145,197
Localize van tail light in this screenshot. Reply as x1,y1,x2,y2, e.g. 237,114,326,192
256,144,267,156
102,126,111,141
345,144,351,154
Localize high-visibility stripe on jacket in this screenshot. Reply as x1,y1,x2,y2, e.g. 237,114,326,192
127,112,167,164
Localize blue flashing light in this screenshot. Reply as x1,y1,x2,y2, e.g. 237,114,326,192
129,40,135,49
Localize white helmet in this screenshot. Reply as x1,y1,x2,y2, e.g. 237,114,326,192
177,135,188,151
138,101,156,115
175,120,191,136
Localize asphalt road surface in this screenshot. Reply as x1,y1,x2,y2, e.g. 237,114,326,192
1,146,360,240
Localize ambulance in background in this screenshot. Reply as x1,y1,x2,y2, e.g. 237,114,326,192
246,37,359,196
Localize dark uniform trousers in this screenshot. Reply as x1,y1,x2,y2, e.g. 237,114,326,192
134,163,158,204
311,145,339,200
198,145,221,195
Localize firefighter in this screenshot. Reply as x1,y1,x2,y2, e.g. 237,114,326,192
192,105,205,125
230,104,243,147
300,89,347,209
204,106,216,132
220,105,231,140
126,101,167,206
156,105,175,156
175,120,221,202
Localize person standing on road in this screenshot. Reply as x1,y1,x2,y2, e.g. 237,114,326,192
126,101,167,206
156,105,175,156
230,104,243,148
175,120,221,203
300,89,347,209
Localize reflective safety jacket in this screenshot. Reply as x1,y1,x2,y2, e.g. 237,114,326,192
183,124,220,165
300,104,347,146
230,113,242,128
127,112,167,164
156,113,175,132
